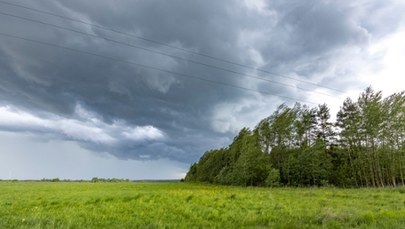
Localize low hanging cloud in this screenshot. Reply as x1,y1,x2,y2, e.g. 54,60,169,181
0,104,165,146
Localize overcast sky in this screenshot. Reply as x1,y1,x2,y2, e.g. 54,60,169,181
0,0,404,180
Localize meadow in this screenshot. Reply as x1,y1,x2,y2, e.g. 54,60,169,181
0,182,404,228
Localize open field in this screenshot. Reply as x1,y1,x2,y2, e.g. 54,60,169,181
0,182,404,228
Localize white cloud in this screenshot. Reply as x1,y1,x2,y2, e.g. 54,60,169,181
243,0,273,16
210,94,282,134
123,126,165,141
0,106,47,129
58,119,115,143
0,104,165,145
365,29,405,94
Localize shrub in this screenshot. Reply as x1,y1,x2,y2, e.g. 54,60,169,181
265,168,280,187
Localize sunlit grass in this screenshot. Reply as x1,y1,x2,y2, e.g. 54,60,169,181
0,182,404,228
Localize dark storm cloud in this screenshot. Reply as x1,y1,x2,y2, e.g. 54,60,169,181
257,1,371,80
0,0,404,162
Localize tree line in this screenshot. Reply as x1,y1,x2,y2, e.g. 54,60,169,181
185,87,405,187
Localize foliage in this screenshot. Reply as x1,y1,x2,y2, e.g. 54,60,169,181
186,87,405,187
91,177,130,183
265,168,280,187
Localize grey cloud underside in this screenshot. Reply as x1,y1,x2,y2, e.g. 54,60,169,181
0,0,404,162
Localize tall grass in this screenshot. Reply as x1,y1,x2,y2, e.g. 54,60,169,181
0,182,404,228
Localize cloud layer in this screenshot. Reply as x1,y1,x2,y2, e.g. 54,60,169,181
0,0,404,167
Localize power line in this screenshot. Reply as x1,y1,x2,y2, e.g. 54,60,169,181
0,0,346,94
0,31,319,105
0,11,340,99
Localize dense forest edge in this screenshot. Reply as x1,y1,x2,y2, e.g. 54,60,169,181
185,87,405,187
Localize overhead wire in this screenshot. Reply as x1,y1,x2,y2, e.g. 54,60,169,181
0,11,341,99
0,31,319,105
0,0,346,94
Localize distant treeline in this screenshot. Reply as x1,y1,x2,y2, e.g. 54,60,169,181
4,178,132,182
185,87,405,187
0,178,184,183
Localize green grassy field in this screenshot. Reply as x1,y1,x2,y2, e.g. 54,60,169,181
0,182,404,228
